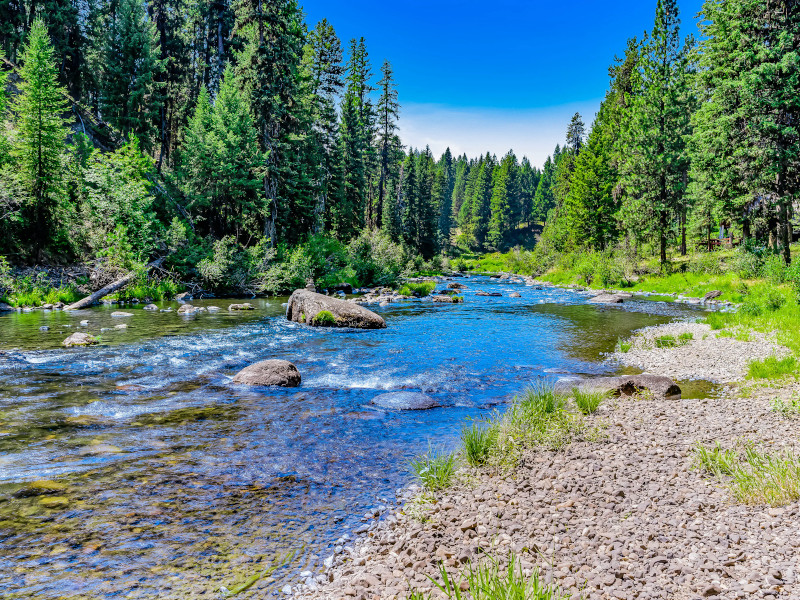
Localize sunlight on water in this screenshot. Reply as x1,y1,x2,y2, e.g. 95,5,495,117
0,278,706,598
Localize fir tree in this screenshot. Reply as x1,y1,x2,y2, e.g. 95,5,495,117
376,59,400,230
13,17,71,256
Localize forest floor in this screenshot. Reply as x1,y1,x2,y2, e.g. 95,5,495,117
292,315,799,600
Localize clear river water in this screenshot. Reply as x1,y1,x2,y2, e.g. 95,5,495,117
0,277,710,599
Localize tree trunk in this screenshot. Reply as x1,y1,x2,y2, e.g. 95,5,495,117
680,210,686,256
659,210,667,267
64,257,166,311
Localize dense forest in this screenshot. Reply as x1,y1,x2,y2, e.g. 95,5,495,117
0,0,798,295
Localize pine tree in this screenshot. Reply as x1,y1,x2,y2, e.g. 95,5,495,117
532,154,556,222
619,0,692,266
306,18,344,233
102,0,164,150
566,112,586,154
470,153,495,248
488,151,518,249
13,17,71,256
400,149,417,246
376,59,400,230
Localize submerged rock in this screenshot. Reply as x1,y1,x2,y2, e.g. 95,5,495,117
509,292,522,298
207,306,221,313
38,496,70,509
110,311,133,317
14,480,68,498
431,295,462,303
177,304,196,314
228,303,254,311
578,374,681,400
63,332,99,347
371,391,439,410
476,291,502,297
233,359,301,387
143,304,158,311
286,290,386,329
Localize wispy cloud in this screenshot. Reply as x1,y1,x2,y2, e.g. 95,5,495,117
397,100,602,168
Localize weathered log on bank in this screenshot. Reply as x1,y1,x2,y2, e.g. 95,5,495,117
64,257,166,311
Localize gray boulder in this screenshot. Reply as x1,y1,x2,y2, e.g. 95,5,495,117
0,302,13,312
576,374,681,400
589,293,626,304
286,289,386,329
447,282,467,290
63,332,99,347
175,292,192,302
229,303,254,311
704,290,723,301
111,311,133,317
476,291,502,297
233,359,301,387
143,304,158,311
372,391,439,410
509,292,521,298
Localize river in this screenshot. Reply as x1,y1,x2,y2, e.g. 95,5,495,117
0,277,708,598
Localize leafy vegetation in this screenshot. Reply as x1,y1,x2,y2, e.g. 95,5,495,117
571,388,607,415
312,310,337,327
398,281,436,297
461,423,498,467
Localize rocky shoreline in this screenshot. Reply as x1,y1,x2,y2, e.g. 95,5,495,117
288,296,798,600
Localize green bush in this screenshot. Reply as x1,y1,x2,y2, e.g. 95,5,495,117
761,254,787,284
655,334,677,348
727,247,763,279
571,388,607,414
688,250,725,276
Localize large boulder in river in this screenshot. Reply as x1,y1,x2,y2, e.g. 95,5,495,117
372,391,439,410
233,359,301,387
286,289,386,329
0,302,13,312
577,374,681,400
63,332,99,347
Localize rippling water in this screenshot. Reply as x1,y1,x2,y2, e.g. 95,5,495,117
0,278,703,598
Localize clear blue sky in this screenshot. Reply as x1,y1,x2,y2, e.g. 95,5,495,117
299,0,705,166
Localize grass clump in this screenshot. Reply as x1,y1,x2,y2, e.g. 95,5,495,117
461,423,498,467
410,447,456,491
678,332,693,344
413,554,569,600
771,396,800,417
571,387,607,415
616,338,632,353
399,281,436,297
747,356,798,380
311,310,337,326
693,442,800,506
654,334,677,348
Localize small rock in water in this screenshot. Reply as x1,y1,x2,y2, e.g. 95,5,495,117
39,326,50,331
79,320,89,326
207,306,221,313
371,391,439,410
63,332,98,347
229,303,255,311
110,311,133,317
232,359,301,387
114,324,127,330
143,304,158,311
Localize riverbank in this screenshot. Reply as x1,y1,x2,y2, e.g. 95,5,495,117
293,319,800,599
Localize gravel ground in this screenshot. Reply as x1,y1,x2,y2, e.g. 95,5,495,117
293,382,800,600
608,321,788,383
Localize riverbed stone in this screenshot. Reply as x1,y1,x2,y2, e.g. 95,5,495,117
371,391,439,410
0,302,13,311
287,290,386,329
589,293,626,304
232,359,301,387
14,480,68,498
143,304,158,311
447,282,467,290
229,303,255,311
110,311,133,317
63,332,99,347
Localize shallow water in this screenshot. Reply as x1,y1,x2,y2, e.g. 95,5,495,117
0,279,705,598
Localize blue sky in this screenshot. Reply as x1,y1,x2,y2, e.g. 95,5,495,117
299,0,705,167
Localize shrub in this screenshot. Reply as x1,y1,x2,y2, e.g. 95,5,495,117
727,247,763,279
312,310,337,326
410,448,456,491
461,423,497,467
688,251,725,276
761,253,787,284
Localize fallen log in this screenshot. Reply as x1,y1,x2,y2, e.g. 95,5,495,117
64,257,166,311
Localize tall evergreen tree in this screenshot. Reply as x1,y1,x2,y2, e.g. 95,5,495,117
488,151,518,250
566,112,586,154
102,0,164,149
376,59,400,230
619,0,692,265
12,17,71,256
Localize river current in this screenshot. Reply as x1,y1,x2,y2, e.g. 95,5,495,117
0,277,705,598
